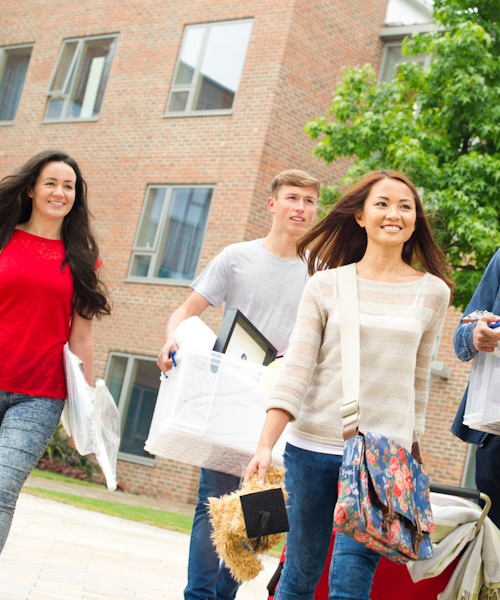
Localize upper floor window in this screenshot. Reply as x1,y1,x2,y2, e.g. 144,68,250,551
45,35,118,121
380,41,431,82
166,19,253,116
129,185,213,284
0,44,33,123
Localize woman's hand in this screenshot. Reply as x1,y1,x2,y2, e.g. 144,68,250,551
243,408,291,485
244,447,273,485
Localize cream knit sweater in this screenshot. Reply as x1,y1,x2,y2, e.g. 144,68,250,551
268,267,451,451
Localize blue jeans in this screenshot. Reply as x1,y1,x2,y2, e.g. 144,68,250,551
0,391,64,553
476,434,500,529
275,443,379,600
184,467,241,600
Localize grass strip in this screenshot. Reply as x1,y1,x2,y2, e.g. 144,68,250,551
31,468,102,488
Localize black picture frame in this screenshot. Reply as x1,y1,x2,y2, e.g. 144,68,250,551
213,309,277,366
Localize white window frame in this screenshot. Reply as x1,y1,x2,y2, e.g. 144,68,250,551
44,34,118,123
0,43,33,125
127,184,214,286
105,352,159,467
165,18,253,117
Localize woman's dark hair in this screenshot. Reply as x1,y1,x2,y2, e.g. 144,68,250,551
0,149,111,318
296,170,454,292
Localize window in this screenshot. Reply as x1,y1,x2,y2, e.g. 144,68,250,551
380,41,431,82
129,185,213,284
106,354,160,464
166,19,253,115
45,35,117,121
0,44,33,123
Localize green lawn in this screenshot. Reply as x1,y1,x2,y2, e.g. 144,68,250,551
25,470,285,557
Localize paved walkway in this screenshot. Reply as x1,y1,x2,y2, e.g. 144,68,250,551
0,484,278,599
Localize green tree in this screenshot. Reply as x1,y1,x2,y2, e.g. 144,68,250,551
306,0,500,308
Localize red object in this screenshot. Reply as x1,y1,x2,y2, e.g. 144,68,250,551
269,532,460,599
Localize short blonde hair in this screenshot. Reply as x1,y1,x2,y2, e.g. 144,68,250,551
271,169,321,198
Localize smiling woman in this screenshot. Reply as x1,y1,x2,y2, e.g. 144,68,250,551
24,162,76,235
0,149,111,554
243,170,454,600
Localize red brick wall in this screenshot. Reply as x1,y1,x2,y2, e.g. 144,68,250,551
2,0,474,504
424,306,472,486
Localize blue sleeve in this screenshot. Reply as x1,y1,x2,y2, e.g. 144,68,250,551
453,249,500,362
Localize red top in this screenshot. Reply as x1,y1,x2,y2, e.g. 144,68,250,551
0,229,74,399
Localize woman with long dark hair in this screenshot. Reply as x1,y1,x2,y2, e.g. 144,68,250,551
0,149,110,552
244,170,453,599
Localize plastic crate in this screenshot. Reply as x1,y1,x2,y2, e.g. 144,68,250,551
463,351,500,434
144,348,285,476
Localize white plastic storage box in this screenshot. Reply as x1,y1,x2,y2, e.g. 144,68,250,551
144,348,286,476
463,351,500,434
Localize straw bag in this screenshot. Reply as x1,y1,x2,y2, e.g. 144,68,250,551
332,264,433,563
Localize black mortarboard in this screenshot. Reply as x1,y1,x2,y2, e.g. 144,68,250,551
240,488,289,543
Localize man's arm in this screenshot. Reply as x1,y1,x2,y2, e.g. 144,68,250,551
454,250,500,361
157,291,210,372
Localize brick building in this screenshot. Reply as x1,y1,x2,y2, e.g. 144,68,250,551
0,0,473,504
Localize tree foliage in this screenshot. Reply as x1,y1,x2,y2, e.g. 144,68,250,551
306,0,500,308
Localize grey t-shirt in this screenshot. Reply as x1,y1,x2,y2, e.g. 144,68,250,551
191,239,309,356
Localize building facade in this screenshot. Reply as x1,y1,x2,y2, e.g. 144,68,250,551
0,0,472,503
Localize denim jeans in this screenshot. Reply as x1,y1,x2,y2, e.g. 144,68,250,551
275,443,341,600
476,434,500,529
275,443,380,600
0,390,63,553
330,534,380,599
184,467,241,600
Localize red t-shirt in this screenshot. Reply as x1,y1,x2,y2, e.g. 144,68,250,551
0,229,74,399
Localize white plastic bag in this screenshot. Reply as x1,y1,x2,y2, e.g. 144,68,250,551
61,346,121,490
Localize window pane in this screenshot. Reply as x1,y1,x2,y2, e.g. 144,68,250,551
119,359,159,458
381,45,403,82
49,41,78,92
168,91,189,112
175,26,204,85
46,97,65,120
130,254,151,277
0,46,32,121
154,187,212,280
69,37,116,118
106,355,128,407
193,21,252,111
136,187,166,248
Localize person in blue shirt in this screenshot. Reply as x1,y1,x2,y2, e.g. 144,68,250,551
452,249,500,528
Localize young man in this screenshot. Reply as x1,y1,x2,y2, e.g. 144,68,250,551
451,249,500,529
157,169,320,600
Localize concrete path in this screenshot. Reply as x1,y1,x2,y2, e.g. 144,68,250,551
0,493,278,600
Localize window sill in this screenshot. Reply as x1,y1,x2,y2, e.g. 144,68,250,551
42,117,100,124
118,452,156,467
163,109,233,118
125,276,193,287
0,120,15,126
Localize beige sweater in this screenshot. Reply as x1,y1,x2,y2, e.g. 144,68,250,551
268,267,451,451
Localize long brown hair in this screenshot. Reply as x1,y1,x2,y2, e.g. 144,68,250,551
296,170,453,292
0,149,111,319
